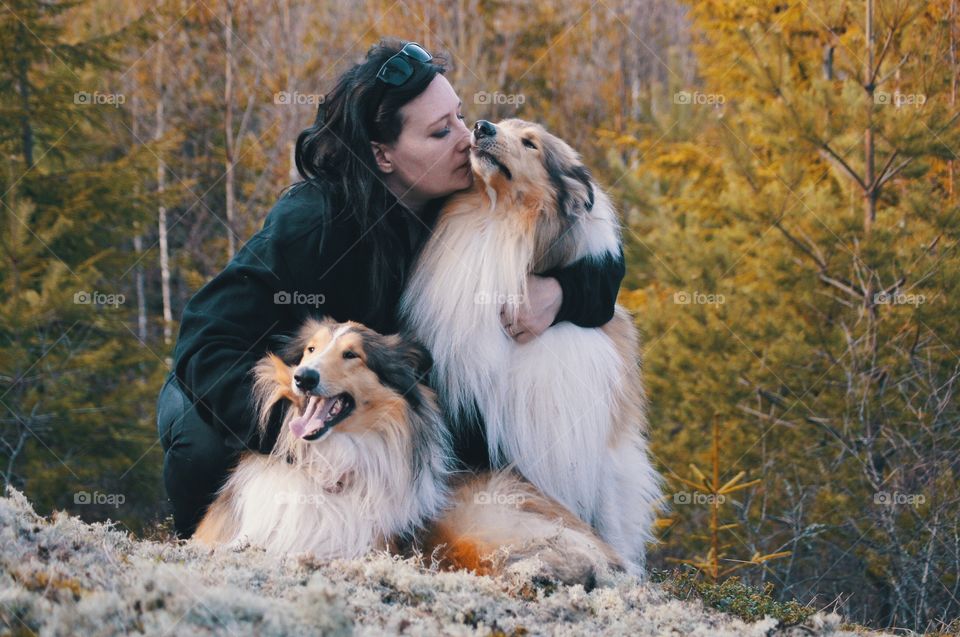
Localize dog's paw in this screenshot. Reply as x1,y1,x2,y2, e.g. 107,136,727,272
502,546,606,592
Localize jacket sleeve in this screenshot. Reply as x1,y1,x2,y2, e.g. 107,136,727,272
540,248,626,328
171,229,298,453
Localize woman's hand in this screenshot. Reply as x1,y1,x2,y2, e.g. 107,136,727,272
500,274,562,344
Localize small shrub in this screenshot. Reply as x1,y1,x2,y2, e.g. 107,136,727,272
652,568,814,626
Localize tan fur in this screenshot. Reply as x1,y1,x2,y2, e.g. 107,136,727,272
601,306,650,447
399,118,663,576
194,317,624,587
420,470,624,585
193,480,241,544
447,120,586,273
252,318,422,468
193,318,450,555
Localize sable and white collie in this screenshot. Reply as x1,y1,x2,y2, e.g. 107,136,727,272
193,318,623,585
193,318,450,558
399,119,664,576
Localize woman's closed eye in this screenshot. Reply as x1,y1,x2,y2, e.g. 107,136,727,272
431,113,465,138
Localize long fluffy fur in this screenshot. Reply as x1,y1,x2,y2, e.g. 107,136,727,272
399,118,664,576
193,318,623,586
193,319,453,559
419,468,625,587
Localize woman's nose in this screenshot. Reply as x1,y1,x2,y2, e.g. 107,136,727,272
455,119,472,148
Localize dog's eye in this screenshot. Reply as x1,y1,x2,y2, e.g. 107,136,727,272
342,350,358,360
522,138,538,150
306,346,315,353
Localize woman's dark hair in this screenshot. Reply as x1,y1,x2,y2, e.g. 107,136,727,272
292,37,449,324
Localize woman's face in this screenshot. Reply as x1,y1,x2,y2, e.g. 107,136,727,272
372,75,473,210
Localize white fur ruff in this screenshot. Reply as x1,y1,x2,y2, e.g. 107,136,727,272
205,407,452,560
400,186,662,575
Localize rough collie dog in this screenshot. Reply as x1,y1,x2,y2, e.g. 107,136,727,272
399,119,663,576
194,318,623,585
193,318,451,558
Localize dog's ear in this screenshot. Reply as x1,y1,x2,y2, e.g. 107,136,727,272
363,333,432,406
251,352,298,434
397,335,433,381
566,163,595,212
544,145,595,217
270,334,299,365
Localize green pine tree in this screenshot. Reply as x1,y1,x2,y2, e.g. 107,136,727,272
0,0,163,533
616,0,960,630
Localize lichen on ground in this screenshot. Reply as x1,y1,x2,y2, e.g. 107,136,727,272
0,488,892,636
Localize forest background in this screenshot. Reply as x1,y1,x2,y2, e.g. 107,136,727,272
2,0,958,632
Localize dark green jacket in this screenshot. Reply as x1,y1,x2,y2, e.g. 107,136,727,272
171,179,625,460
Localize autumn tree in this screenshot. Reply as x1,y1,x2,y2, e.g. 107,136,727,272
616,0,960,630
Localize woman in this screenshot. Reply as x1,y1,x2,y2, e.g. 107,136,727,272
156,38,626,539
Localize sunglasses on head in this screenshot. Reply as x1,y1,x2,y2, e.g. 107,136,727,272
376,42,434,87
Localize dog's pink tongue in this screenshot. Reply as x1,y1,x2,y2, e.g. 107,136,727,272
290,396,321,439
289,395,337,439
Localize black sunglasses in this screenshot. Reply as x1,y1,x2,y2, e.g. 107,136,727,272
376,42,434,87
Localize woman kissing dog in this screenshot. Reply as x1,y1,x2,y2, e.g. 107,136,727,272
399,119,664,577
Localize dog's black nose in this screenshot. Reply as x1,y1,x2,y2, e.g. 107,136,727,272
294,368,319,391
474,120,496,138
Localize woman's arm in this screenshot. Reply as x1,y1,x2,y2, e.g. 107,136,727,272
172,186,328,452
502,181,626,340
543,248,626,328
172,232,296,452
501,249,626,342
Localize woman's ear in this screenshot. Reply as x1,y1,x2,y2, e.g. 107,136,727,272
370,141,394,173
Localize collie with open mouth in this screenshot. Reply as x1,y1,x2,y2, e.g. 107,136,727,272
193,318,624,586
399,119,664,577
192,319,451,559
